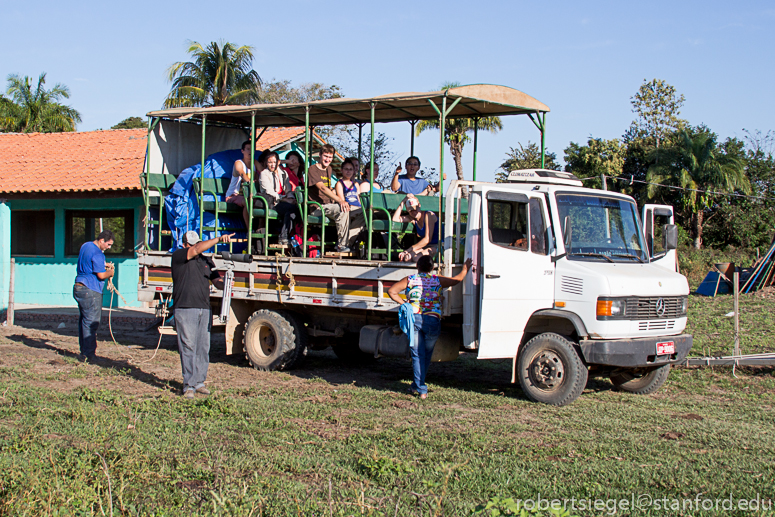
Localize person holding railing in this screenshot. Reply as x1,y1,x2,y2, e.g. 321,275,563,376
307,144,365,253
391,157,432,196
259,151,298,246
392,194,439,262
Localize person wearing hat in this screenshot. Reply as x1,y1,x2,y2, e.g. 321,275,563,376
172,230,234,399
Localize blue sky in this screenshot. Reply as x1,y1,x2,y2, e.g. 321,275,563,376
2,0,773,182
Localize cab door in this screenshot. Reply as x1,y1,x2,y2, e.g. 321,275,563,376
478,190,555,359
642,204,677,271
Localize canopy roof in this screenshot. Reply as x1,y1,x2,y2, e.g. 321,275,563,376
146,84,550,127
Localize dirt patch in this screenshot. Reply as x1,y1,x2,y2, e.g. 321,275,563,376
660,431,685,440
674,413,704,421
392,400,417,410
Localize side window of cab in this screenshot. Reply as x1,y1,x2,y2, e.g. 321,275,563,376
487,199,529,250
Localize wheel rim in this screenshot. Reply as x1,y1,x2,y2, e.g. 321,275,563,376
528,350,565,391
257,325,276,358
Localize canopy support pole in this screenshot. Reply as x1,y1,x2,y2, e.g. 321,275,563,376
357,123,364,170
143,116,160,250
247,112,256,256
303,106,310,258
528,111,547,169
367,102,376,261
472,117,480,182
427,96,461,270
410,120,417,156
198,115,207,238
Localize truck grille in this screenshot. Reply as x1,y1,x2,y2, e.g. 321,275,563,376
639,320,676,331
626,297,685,320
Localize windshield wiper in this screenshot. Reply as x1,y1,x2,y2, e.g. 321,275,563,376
568,252,614,263
612,253,646,263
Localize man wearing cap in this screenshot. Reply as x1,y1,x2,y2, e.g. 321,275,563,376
172,230,234,399
73,230,115,362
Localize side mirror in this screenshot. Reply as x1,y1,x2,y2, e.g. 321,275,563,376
662,224,678,251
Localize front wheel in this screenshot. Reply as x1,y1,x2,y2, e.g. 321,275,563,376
610,365,671,395
243,310,298,371
517,333,588,406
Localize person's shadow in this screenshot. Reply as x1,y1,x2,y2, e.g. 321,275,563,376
6,333,183,393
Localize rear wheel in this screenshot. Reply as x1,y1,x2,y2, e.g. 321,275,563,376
610,365,671,395
243,310,297,371
517,333,587,406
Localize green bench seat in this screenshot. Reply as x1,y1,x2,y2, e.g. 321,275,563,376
141,173,178,250
194,177,246,253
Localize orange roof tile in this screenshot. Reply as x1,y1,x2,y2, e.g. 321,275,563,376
0,129,147,194
0,127,330,194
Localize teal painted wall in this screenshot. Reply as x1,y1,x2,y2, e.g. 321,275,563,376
5,197,144,308
0,203,10,310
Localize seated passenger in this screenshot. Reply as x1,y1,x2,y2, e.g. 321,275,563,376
280,150,304,191
307,145,366,253
335,159,367,246
392,194,439,262
258,152,297,246
225,140,256,207
361,162,383,192
391,157,432,196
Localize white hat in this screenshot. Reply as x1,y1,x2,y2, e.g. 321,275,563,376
184,230,201,245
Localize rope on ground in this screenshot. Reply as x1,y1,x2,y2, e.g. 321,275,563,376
104,267,164,365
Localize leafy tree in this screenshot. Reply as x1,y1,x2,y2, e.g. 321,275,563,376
328,126,399,186
495,142,560,182
563,137,626,190
646,127,749,249
261,80,342,104
2,73,81,132
416,82,503,183
164,41,261,108
625,79,687,150
111,116,147,129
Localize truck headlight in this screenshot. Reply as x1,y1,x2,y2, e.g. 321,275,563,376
680,296,688,315
596,298,626,319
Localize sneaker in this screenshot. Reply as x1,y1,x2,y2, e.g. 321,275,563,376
336,245,351,253
195,386,211,396
183,389,195,400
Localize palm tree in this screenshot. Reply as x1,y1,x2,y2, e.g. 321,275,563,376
3,73,81,132
646,128,749,249
164,41,262,108
416,82,502,182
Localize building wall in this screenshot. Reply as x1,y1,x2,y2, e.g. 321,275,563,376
0,197,144,308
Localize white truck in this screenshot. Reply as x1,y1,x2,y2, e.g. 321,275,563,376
138,86,692,406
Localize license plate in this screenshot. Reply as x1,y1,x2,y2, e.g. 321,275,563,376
656,341,675,355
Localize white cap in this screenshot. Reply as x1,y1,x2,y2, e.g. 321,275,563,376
184,230,201,245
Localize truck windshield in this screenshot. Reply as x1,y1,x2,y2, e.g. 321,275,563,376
556,194,648,262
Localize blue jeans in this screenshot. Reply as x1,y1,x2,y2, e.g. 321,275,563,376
175,308,212,392
73,284,103,357
409,314,441,395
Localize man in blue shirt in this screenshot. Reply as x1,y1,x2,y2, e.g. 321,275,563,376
391,156,432,196
73,230,115,362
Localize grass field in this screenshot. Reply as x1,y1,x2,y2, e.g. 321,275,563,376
0,289,773,516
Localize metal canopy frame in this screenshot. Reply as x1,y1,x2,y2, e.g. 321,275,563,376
144,84,551,260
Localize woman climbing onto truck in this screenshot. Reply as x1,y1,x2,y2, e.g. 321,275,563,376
388,255,472,399
392,194,439,262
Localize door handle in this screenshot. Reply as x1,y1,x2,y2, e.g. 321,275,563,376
486,274,500,279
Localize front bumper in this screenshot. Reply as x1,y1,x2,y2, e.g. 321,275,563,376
578,334,692,367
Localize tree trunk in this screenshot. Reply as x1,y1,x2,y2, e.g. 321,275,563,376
693,210,703,249
449,141,464,181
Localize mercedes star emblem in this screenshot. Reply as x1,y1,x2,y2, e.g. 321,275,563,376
655,298,666,317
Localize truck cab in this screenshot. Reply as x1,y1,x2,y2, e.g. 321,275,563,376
446,169,692,405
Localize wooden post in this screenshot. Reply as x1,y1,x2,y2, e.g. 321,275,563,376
733,271,740,357
7,258,14,326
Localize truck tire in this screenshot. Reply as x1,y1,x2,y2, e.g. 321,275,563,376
280,310,309,369
517,333,588,407
243,310,297,371
610,365,671,395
